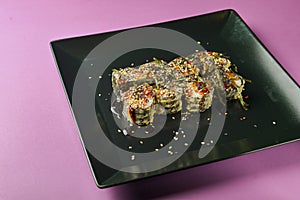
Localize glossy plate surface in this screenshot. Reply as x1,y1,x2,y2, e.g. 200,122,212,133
51,9,300,188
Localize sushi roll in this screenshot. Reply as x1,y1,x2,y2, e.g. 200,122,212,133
111,51,249,126
167,56,200,82
112,67,146,95
184,79,214,112
112,60,169,95
154,85,182,114
122,83,156,126
185,51,248,109
221,68,248,109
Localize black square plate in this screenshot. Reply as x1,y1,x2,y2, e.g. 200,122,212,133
51,9,300,188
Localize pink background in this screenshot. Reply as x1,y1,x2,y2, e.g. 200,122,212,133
1,0,300,199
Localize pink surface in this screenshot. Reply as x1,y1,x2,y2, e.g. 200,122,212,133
0,0,299,199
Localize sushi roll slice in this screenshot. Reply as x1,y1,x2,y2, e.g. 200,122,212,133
112,67,146,95
221,68,248,109
154,85,182,114
122,83,156,126
184,79,214,112
167,56,200,82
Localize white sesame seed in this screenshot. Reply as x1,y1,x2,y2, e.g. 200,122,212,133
253,124,258,128
160,143,164,147
98,93,102,97
117,129,121,133
201,141,205,145
131,155,135,160
197,41,201,44
169,146,173,150
184,143,188,146
139,140,144,144
272,121,277,125
128,146,132,149
88,76,92,79
174,136,178,141
99,75,102,79
155,148,159,152
172,116,175,120
122,129,128,135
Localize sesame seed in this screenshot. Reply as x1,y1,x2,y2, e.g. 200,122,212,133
172,116,175,120
272,121,277,125
98,93,102,97
174,136,178,141
184,143,188,146
88,76,92,79
139,140,144,145
160,143,164,147
168,150,174,155
183,134,186,138
224,132,228,136
210,140,214,144
122,129,128,136
131,155,135,160
201,141,205,145
155,148,159,152
128,146,132,149
131,63,134,66
253,124,258,128
197,41,201,45
99,75,102,79
207,117,210,121
117,129,121,133
169,146,173,150
90,63,94,66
